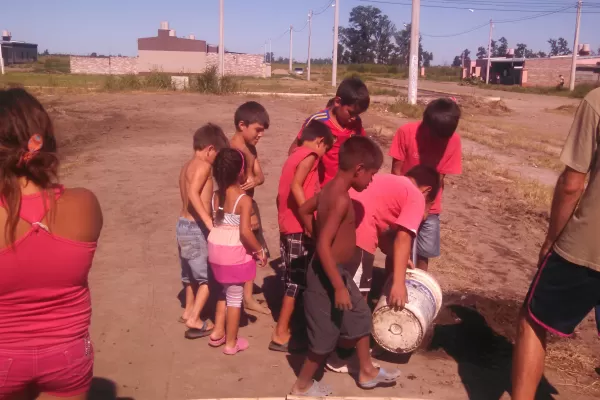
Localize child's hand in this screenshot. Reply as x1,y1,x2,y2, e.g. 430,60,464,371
241,176,258,191
254,248,267,267
334,287,353,310
388,282,408,310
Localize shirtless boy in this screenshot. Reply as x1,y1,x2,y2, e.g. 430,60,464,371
230,101,272,314
177,123,229,339
291,136,400,396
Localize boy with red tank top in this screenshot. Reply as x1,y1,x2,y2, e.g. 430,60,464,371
269,121,334,352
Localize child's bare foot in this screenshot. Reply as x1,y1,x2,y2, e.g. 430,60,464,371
244,297,271,315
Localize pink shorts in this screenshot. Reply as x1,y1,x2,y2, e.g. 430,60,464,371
0,335,93,399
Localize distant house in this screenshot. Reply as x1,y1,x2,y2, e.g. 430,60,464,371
1,30,38,65
137,22,220,74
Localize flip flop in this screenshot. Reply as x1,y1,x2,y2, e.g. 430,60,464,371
268,341,289,353
223,337,249,355
178,317,187,323
184,321,213,340
291,380,332,397
208,336,226,347
358,367,402,389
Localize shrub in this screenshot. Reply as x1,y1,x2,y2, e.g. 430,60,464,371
189,65,240,94
144,70,172,89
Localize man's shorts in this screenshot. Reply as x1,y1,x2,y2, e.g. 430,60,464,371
280,233,315,298
304,258,372,355
340,247,375,293
526,251,600,336
176,218,209,285
417,213,441,259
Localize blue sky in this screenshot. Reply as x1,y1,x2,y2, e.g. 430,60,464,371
3,0,598,65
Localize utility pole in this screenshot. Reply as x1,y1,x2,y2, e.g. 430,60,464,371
407,0,421,104
461,51,465,79
485,19,493,84
307,10,313,81
332,0,340,87
289,25,293,72
569,0,582,91
219,0,224,77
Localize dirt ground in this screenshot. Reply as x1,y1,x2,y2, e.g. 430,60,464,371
38,87,599,400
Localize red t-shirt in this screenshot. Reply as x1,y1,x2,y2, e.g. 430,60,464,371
350,174,425,254
388,122,462,214
277,146,320,234
297,110,365,186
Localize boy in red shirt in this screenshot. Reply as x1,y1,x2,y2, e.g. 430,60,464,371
270,121,334,352
288,77,370,186
389,98,462,271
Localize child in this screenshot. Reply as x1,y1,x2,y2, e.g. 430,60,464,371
289,77,370,186
230,101,272,315
290,136,400,396
177,123,229,339
207,149,267,354
389,98,462,271
269,120,334,352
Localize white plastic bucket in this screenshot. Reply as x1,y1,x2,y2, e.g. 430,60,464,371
372,268,443,354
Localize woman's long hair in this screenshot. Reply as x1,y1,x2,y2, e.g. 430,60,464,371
0,88,59,245
212,148,244,223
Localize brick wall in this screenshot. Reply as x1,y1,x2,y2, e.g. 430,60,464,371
206,53,268,77
70,56,138,75
524,58,571,87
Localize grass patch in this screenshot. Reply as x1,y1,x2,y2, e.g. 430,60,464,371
0,72,104,89
463,81,599,99
387,99,424,119
370,87,400,96
189,66,240,94
460,96,511,116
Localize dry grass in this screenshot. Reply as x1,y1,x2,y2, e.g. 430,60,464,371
463,153,553,219
460,96,511,116
547,104,579,115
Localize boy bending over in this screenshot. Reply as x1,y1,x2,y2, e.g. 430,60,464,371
270,120,334,352
291,136,400,396
230,101,272,315
178,123,229,338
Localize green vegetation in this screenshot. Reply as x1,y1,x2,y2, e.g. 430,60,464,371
7,55,71,73
189,66,240,94
0,72,104,89
464,81,599,99
387,99,424,119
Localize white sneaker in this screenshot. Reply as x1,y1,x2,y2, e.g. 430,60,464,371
325,350,380,374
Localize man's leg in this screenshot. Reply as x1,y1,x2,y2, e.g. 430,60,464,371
182,282,195,321
512,309,547,400
355,336,380,384
243,280,271,314
416,214,440,271
416,255,429,271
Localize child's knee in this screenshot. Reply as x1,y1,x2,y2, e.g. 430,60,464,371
224,284,244,308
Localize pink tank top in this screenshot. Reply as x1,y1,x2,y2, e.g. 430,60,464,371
0,186,97,348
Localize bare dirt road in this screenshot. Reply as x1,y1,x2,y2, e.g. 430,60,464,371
40,90,599,400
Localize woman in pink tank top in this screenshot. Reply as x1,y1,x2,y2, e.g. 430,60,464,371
0,88,103,399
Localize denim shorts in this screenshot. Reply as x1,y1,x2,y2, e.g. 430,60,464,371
176,218,209,284
417,213,441,259
0,335,93,398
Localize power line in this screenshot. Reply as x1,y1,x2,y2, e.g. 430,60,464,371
358,0,599,12
293,20,309,32
273,28,290,42
421,5,575,37
314,1,335,15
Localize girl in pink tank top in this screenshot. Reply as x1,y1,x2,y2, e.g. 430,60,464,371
0,88,103,399
207,149,266,355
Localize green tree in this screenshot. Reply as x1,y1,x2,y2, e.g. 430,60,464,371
393,23,432,66
495,37,508,57
476,46,487,59
548,37,572,56
422,51,433,67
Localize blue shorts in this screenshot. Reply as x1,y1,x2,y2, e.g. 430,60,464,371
417,214,441,259
176,218,209,284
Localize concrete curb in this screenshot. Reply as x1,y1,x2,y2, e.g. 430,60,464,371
244,92,332,98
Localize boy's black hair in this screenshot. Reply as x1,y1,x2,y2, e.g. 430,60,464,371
405,165,441,203
234,101,270,131
422,98,461,138
325,97,335,108
298,120,334,148
193,123,229,151
339,136,383,172
335,77,370,112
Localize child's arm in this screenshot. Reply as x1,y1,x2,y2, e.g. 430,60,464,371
316,196,352,310
388,228,413,309
238,195,267,266
391,159,404,175
188,163,214,230
291,154,318,207
298,193,318,236
239,148,265,191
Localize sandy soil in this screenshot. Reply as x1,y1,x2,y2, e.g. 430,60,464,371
38,90,599,400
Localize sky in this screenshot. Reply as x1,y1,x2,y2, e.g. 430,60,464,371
3,0,599,65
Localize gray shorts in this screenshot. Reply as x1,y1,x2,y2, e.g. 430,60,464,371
176,218,209,284
417,214,441,259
